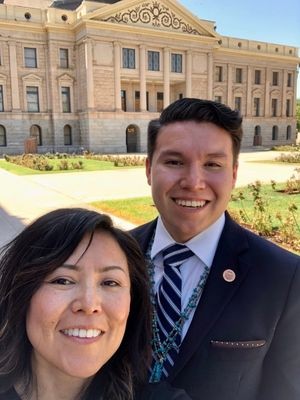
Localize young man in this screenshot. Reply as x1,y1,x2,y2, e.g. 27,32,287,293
131,98,300,400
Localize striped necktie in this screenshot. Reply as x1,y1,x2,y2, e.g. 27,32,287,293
156,243,194,378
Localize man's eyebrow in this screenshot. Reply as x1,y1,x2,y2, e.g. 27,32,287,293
159,150,229,158
159,150,183,157
206,152,228,158
61,263,127,273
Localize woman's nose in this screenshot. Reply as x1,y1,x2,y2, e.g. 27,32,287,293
71,286,102,314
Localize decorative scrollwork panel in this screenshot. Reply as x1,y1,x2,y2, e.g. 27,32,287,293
103,1,202,35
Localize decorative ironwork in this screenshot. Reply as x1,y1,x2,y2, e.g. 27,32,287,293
103,1,202,35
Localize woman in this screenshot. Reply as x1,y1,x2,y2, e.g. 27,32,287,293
0,208,190,400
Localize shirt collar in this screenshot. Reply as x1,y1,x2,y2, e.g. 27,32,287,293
151,213,225,267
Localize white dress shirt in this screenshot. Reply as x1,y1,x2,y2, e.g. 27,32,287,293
151,213,225,339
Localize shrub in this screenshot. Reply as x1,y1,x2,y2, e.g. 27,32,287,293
275,153,300,163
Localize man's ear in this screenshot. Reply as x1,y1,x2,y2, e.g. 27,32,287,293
232,162,238,189
145,157,151,186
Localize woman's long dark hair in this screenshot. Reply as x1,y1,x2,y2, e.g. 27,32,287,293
0,208,151,400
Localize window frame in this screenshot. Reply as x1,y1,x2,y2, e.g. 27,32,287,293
171,53,183,73
254,70,261,85
286,99,291,117
235,68,242,84
0,125,6,146
24,47,37,68
61,86,71,113
26,86,39,112
215,66,223,82
122,48,136,69
148,50,160,71
59,48,69,69
0,85,4,112
234,96,242,112
272,71,279,86
253,97,260,117
271,98,278,117
64,124,72,145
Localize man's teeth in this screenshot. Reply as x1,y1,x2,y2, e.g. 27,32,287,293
62,328,102,338
176,199,206,208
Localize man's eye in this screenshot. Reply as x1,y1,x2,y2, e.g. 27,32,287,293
165,160,182,166
50,278,74,285
206,162,222,169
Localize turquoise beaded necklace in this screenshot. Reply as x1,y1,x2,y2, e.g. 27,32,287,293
146,235,210,383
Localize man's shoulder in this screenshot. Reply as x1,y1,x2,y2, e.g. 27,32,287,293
130,219,157,240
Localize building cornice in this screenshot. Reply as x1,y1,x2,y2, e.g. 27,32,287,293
74,18,218,45
215,47,300,64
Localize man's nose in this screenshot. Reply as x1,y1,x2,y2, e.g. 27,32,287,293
71,286,102,314
179,165,206,190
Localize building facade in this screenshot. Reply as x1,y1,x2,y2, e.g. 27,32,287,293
0,0,299,154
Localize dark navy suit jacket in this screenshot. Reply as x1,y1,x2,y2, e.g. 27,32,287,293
131,213,300,400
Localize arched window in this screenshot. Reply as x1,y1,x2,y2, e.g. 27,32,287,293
30,125,42,146
126,124,139,153
286,125,292,140
253,125,262,146
64,124,72,145
0,125,6,146
272,126,278,141
254,126,261,136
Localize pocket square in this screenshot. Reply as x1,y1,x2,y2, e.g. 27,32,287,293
211,340,266,349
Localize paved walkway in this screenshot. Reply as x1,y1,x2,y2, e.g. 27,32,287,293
0,150,298,247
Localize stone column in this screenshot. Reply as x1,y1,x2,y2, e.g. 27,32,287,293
186,50,192,97
44,44,51,112
264,68,270,117
163,47,170,108
114,41,122,111
139,45,147,112
207,52,213,100
281,69,287,117
227,64,233,107
246,66,252,116
84,39,94,110
293,70,298,117
8,41,20,110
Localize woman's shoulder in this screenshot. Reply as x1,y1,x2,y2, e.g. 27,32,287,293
136,382,191,400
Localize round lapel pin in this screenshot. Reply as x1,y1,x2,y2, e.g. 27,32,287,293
223,269,236,283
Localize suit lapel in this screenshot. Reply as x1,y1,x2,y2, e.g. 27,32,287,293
131,219,157,253
169,214,251,380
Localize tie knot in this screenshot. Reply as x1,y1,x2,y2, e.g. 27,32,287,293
162,244,194,268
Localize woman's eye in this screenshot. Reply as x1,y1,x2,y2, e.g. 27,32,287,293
50,278,74,285
103,280,119,287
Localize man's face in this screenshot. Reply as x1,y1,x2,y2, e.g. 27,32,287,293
146,121,238,243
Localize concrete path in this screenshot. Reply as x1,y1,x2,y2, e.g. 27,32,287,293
0,150,298,247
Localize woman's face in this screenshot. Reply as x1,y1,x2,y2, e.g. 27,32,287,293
26,230,131,381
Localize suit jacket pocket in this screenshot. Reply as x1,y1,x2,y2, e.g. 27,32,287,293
210,339,266,361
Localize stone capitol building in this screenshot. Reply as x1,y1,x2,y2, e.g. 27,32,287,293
0,0,299,154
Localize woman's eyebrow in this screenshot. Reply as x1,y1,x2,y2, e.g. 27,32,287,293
61,263,127,274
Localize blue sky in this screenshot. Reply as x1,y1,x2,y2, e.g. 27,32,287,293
179,0,300,97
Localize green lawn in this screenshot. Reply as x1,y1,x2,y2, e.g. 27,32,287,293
0,158,142,175
92,197,157,225
91,184,300,230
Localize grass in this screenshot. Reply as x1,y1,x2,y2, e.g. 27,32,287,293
0,158,141,175
91,184,300,230
92,197,157,225
229,183,300,225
